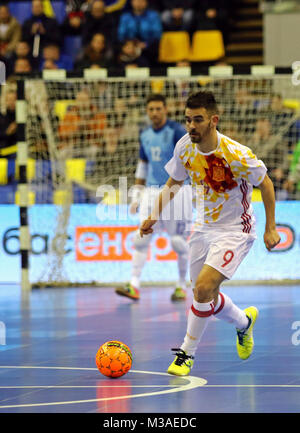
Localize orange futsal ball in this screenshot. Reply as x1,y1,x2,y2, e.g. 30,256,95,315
95,340,132,378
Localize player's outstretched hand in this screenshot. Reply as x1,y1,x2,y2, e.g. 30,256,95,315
264,229,281,251
140,217,157,238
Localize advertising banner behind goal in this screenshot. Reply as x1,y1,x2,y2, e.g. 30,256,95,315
0,202,299,284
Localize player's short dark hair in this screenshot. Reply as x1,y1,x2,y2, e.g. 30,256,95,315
185,91,219,114
146,93,166,106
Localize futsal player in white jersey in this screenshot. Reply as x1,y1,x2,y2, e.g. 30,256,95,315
115,94,192,302
140,91,281,376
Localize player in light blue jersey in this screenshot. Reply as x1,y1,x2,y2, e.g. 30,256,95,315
116,94,192,301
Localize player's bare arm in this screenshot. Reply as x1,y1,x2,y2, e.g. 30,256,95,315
129,159,147,215
258,174,281,251
140,176,184,237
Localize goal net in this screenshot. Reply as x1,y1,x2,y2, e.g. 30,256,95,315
23,73,300,286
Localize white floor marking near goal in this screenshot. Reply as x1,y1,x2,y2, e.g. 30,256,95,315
0,366,207,409
1,366,299,409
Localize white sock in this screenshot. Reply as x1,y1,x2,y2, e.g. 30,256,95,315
214,292,249,330
130,249,147,289
180,298,215,357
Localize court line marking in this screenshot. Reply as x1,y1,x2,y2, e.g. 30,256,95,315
201,385,300,388
0,385,178,389
1,384,300,389
1,366,300,410
0,366,207,409
0,366,97,371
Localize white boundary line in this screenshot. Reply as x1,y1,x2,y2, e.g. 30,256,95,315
1,384,300,388
1,366,299,410
0,385,179,389
0,366,207,409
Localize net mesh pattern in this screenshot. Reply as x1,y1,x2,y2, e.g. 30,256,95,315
24,74,300,285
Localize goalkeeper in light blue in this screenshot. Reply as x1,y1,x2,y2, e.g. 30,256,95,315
115,94,192,301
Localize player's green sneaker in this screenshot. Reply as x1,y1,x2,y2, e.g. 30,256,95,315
167,348,194,376
236,306,259,360
115,283,140,300
171,287,187,301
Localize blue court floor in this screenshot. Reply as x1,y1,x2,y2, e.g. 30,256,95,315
0,283,300,413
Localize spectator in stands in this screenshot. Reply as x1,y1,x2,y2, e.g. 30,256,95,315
267,93,294,134
12,40,32,61
115,39,149,69
193,0,230,44
0,5,21,58
265,93,298,189
251,115,290,198
252,116,274,154
0,89,17,159
82,0,117,46
75,33,112,69
118,0,162,65
102,122,121,155
268,93,300,158
267,96,300,199
283,140,300,199
92,80,115,111
270,93,286,113
94,114,139,190
221,120,245,143
226,88,258,139
13,57,32,74
40,43,73,71
161,0,195,33
112,98,129,125
22,0,62,57
58,89,107,158
66,0,94,13
61,9,85,36
67,0,129,14
7,40,38,74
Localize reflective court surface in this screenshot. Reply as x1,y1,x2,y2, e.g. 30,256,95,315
0,284,300,413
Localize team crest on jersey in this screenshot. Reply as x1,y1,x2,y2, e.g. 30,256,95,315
212,166,225,182
204,155,238,193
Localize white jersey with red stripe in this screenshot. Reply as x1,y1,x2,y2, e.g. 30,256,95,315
164,130,267,234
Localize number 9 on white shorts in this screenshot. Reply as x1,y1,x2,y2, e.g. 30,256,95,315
189,230,257,284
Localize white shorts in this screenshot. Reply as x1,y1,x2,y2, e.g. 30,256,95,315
189,230,256,283
139,185,193,237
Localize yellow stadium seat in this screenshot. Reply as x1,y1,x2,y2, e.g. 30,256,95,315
54,100,73,120
159,32,191,63
189,30,225,62
0,158,8,184
66,159,86,182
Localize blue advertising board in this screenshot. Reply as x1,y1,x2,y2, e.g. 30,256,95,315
0,202,299,284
